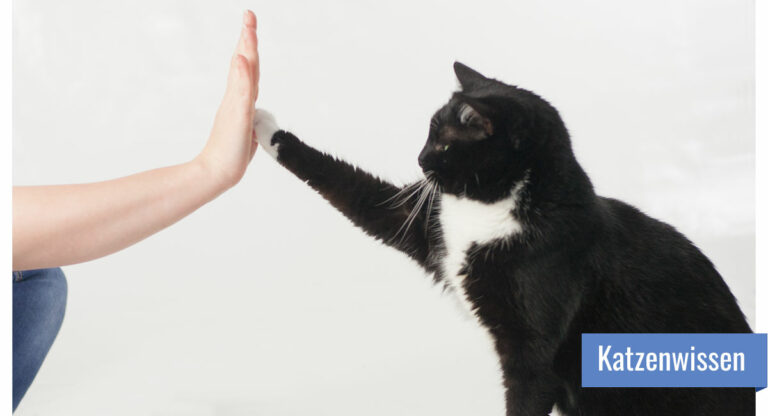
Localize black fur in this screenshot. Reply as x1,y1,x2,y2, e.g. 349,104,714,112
264,62,753,415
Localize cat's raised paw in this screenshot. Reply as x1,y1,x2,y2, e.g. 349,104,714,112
253,109,280,159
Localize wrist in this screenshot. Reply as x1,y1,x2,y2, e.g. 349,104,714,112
190,153,239,194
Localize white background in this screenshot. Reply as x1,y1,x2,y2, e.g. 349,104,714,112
12,1,755,415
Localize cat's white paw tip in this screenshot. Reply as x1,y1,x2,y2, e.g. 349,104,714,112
253,109,280,159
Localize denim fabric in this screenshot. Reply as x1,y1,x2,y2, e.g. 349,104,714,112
12,268,67,412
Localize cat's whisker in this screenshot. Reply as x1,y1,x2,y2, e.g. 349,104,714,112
424,178,439,233
388,189,422,209
389,184,425,242
386,173,436,209
378,181,423,207
393,178,433,244
406,183,430,228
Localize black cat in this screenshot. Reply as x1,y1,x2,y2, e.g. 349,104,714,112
252,62,754,416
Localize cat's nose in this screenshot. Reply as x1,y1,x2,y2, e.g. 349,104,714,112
418,147,435,170
419,143,446,172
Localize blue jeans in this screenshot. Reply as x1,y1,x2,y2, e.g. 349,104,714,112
12,268,67,412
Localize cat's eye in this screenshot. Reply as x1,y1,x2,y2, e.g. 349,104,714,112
441,144,450,152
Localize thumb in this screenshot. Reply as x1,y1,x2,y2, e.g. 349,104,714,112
227,54,254,102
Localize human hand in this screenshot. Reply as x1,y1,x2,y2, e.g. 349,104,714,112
196,10,260,188
13,11,263,270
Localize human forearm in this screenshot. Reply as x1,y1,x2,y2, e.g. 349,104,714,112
12,160,226,270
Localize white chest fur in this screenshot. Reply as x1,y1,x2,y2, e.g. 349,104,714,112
438,190,524,313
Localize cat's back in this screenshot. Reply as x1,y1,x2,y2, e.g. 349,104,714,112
584,196,750,333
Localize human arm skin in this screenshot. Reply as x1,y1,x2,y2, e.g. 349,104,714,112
12,11,261,271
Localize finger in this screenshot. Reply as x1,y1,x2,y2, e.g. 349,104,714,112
225,12,258,101
232,24,248,64
247,34,259,102
243,9,256,30
240,15,259,101
250,13,259,98
236,12,256,65
241,29,258,83
225,26,248,89
252,27,260,101
231,54,252,101
232,31,257,99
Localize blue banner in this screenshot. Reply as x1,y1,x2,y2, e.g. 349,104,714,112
582,333,767,389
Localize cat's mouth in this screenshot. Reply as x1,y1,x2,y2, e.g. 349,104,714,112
423,170,442,188
423,169,458,194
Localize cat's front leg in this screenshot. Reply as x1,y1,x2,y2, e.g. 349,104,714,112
252,109,432,268
502,369,561,416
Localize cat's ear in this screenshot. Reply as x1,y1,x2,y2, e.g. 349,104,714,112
458,102,494,136
454,61,489,91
